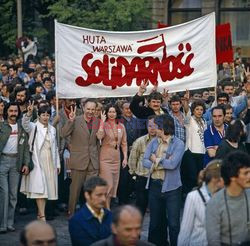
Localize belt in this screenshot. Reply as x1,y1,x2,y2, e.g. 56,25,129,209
1,153,18,157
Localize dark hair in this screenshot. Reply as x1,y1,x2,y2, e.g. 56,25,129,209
222,81,234,90
3,102,21,120
170,95,181,104
190,100,206,115
9,65,18,72
46,90,56,102
38,100,50,108
104,103,121,121
147,115,157,129
38,105,51,116
112,205,142,226
43,77,52,84
223,104,233,111
148,92,163,103
221,151,250,186
33,82,43,92
84,176,107,194
154,114,175,135
225,119,245,143
12,77,24,87
217,92,229,102
211,105,226,116
84,98,97,107
14,86,29,102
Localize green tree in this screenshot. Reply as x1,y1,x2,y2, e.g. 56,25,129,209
47,0,151,31
0,0,151,57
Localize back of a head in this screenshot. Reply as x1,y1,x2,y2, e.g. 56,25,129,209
198,159,222,186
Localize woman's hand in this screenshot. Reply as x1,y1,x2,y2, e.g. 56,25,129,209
100,111,106,123
21,165,29,175
122,159,127,168
57,168,61,175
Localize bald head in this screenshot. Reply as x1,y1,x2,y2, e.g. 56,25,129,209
111,205,142,246
20,221,57,246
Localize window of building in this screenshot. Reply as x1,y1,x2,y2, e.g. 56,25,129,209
168,0,202,25
219,0,250,57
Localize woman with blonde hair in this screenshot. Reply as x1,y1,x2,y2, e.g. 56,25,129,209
178,160,224,246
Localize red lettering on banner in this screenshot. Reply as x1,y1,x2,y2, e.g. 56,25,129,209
76,34,194,89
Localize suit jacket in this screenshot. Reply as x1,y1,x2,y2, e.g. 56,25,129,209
91,235,155,246
0,120,30,171
61,116,100,170
69,204,112,246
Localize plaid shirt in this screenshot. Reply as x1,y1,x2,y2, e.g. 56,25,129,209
169,110,186,143
128,134,153,177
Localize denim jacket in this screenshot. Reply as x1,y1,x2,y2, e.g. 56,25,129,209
143,136,185,193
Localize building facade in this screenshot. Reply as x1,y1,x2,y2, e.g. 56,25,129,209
152,0,250,57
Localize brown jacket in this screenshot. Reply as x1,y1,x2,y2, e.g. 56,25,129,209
61,116,100,170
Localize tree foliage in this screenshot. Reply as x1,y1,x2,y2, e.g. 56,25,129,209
0,0,151,57
47,0,151,31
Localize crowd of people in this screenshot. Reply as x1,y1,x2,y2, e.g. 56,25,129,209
0,50,250,246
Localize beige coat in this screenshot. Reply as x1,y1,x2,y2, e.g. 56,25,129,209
61,116,100,170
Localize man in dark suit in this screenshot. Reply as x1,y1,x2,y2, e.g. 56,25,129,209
91,205,155,246
69,176,112,246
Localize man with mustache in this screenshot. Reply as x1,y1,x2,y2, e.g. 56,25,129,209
0,102,30,233
11,86,30,116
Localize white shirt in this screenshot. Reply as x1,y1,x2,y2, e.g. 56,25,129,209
178,183,211,246
2,123,18,154
185,111,207,154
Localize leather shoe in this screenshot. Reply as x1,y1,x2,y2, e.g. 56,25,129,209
7,226,15,232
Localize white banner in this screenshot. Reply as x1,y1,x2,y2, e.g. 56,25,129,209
55,13,216,98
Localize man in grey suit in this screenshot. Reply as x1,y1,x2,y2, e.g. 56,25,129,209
91,205,155,246
61,99,100,215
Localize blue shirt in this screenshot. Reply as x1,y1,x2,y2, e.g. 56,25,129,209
143,136,185,192
204,124,227,166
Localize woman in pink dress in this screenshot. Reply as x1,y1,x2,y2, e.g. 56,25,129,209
97,104,127,209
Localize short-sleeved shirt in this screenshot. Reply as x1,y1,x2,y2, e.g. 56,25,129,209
204,124,227,166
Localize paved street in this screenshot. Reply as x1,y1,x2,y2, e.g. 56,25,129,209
0,210,149,246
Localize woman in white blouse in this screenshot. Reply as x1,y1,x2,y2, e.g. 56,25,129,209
182,98,207,197
178,159,224,246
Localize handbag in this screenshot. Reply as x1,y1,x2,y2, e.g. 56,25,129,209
28,126,37,171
